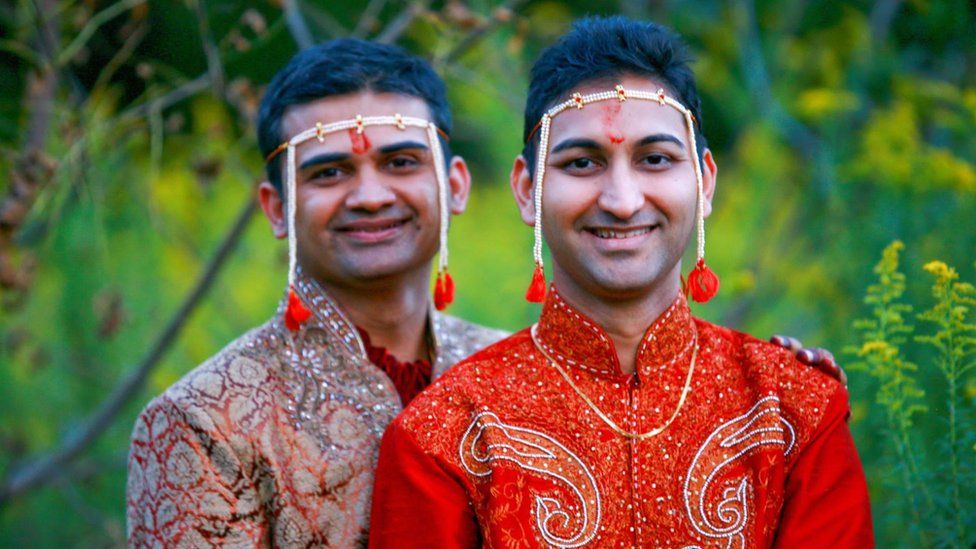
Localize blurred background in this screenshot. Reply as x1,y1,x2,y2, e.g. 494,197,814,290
1,0,974,546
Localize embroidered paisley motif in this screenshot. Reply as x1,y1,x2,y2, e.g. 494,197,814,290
459,411,601,548
683,396,796,548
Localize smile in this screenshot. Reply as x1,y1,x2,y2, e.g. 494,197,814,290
335,218,411,242
338,220,408,232
587,226,655,239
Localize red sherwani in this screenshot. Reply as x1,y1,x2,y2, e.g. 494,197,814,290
369,290,873,548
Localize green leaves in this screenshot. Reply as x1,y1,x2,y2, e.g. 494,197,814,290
849,241,976,544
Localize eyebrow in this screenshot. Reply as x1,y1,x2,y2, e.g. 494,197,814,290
637,133,684,148
378,140,429,154
299,152,349,170
550,133,685,155
550,138,601,154
298,140,430,170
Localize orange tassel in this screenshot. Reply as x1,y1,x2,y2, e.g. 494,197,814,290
687,259,719,303
434,271,455,311
284,288,312,331
525,265,547,303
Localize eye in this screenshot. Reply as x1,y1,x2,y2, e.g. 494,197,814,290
641,153,673,168
308,166,343,182
559,156,602,175
386,154,421,171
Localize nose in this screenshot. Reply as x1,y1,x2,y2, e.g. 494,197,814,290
596,162,645,219
345,167,397,211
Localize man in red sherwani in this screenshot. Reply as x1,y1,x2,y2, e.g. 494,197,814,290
369,16,873,548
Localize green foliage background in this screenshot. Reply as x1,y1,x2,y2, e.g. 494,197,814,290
1,0,974,546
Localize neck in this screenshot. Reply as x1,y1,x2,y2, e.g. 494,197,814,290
317,267,432,363
551,269,682,376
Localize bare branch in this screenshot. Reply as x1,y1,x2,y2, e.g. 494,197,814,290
2,0,59,300
283,0,314,50
300,3,349,40
121,74,212,120
730,0,834,193
23,0,59,150
57,0,147,66
189,0,225,96
0,198,258,507
375,0,430,44
353,0,389,37
92,21,148,93
435,0,528,67
869,0,903,49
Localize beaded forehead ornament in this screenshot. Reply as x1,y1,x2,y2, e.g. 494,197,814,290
523,84,720,304
266,114,455,331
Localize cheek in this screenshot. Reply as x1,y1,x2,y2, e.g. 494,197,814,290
395,178,439,214
542,177,598,226
296,188,343,225
647,170,698,215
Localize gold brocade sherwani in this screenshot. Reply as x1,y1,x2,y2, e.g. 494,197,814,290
126,269,507,548
369,289,873,548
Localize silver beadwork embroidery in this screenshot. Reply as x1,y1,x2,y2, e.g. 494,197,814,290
459,410,601,548
683,396,796,548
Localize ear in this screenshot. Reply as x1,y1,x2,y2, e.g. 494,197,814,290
700,148,718,219
446,155,472,215
258,181,288,239
509,155,536,226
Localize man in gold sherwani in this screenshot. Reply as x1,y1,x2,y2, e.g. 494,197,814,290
125,39,506,547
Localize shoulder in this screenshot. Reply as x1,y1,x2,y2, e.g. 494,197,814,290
432,313,512,375
131,322,281,441
696,318,841,392
695,318,848,445
396,328,533,445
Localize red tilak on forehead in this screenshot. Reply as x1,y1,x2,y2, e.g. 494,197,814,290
348,128,371,155
602,102,624,145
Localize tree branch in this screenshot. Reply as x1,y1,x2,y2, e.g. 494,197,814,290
731,0,832,191
1,0,59,298
353,0,389,38
121,73,212,121
434,0,528,67
283,0,314,50
869,0,903,49
375,0,430,44
57,0,147,67
0,198,258,507
189,0,225,96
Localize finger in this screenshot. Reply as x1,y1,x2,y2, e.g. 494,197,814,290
797,349,815,364
786,336,803,353
808,348,829,365
814,358,848,386
824,358,848,386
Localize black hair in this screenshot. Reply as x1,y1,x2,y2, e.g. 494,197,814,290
522,16,706,173
258,38,452,190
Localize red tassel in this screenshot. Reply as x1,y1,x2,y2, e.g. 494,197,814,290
525,265,547,303
687,259,720,303
434,271,455,311
284,289,312,331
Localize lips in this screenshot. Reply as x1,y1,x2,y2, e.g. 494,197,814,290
585,225,657,239
587,226,655,239
334,217,411,242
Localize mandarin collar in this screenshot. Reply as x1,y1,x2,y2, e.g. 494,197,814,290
278,266,451,369
533,287,696,379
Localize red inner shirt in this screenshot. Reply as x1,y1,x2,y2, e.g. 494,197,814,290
356,327,432,406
